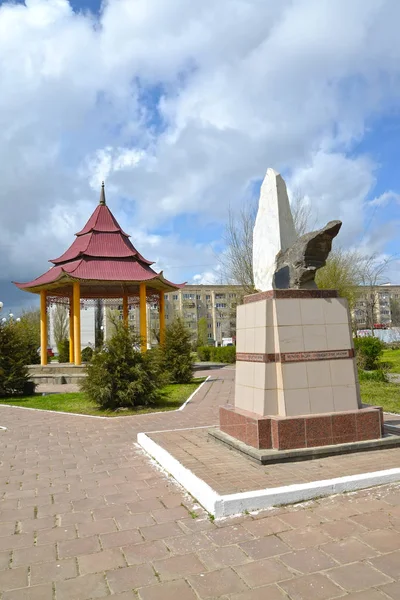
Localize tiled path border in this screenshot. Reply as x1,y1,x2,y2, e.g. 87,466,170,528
138,430,400,518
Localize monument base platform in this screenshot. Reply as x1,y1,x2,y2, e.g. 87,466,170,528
220,405,384,451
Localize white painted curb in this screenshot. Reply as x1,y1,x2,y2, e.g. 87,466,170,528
137,431,400,519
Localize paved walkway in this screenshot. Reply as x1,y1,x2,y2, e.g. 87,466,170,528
0,368,399,599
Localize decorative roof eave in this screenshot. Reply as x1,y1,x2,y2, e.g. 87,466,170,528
14,269,185,295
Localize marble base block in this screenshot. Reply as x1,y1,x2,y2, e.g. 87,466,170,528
234,291,361,417
220,405,383,451
218,290,383,451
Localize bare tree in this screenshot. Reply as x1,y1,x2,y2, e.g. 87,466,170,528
291,189,318,236
315,247,364,311
218,192,313,294
53,304,69,350
358,254,392,330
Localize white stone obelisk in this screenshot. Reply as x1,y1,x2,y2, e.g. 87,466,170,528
253,168,297,291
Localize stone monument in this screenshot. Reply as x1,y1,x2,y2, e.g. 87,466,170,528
220,168,383,451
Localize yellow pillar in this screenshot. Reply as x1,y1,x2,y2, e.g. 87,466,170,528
69,297,74,364
40,290,48,366
139,283,147,352
122,294,129,327
159,291,166,345
73,281,81,365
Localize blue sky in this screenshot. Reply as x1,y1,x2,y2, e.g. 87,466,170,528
1,0,400,316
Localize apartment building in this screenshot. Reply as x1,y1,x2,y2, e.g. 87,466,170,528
164,284,243,345
352,284,397,328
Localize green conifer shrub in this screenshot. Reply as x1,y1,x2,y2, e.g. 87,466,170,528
162,317,194,383
80,324,162,409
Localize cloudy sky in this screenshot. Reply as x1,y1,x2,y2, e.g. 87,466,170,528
1,0,400,314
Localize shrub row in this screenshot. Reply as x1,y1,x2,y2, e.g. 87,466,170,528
354,336,385,371
197,345,236,363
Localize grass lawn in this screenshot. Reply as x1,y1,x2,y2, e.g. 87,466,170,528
381,348,400,373
360,379,400,413
0,378,206,417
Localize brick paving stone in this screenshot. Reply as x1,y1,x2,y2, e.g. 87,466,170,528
197,545,250,569
56,572,110,599
100,528,143,548
340,592,388,600
138,579,198,600
0,551,11,569
122,540,169,565
321,538,377,563
239,535,291,560
350,511,395,530
358,528,400,553
117,513,156,529
242,516,291,537
206,525,254,547
106,563,157,593
78,547,126,575
141,521,184,541
30,558,78,584
0,567,28,592
234,557,293,587
36,525,76,544
127,499,164,514
230,585,289,600
12,543,57,566
280,573,344,600
0,522,17,537
327,561,392,591
0,534,34,551
19,517,55,533
152,506,189,523
319,519,367,540
153,553,206,581
369,549,400,578
280,548,337,574
278,526,332,550
188,567,248,598
379,581,400,599
77,517,117,537
2,583,53,600
164,532,213,554
58,535,101,558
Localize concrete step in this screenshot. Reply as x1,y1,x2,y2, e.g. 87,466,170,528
28,364,86,375
29,373,86,385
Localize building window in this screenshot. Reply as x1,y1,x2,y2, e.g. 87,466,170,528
196,294,201,300
208,333,213,339
215,294,226,299
217,322,221,328
215,303,226,308
183,293,195,300
208,323,212,329
172,294,178,300
206,294,211,300
229,293,237,298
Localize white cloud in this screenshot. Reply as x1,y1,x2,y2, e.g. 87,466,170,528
1,0,400,307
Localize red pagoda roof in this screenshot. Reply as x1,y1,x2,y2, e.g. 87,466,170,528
14,183,184,296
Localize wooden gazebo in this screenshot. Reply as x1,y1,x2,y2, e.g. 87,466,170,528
14,184,184,365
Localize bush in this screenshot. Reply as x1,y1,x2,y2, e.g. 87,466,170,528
354,336,385,370
81,346,94,362
162,317,194,383
197,345,236,363
57,339,70,363
0,321,35,396
212,346,236,363
197,346,211,361
358,368,388,383
81,324,162,410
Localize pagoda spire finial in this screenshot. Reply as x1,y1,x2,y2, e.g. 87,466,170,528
99,181,106,205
